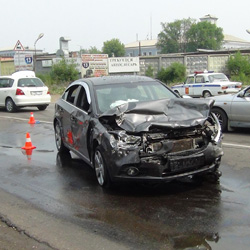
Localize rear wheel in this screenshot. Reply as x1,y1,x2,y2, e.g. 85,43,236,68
54,121,69,153
212,108,228,132
5,98,17,112
37,105,48,111
94,147,112,187
203,91,212,98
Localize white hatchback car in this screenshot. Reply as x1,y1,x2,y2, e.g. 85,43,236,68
0,71,51,112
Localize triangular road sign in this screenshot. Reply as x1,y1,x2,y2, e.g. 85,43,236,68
14,40,25,51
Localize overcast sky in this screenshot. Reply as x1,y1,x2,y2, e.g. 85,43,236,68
1,0,250,53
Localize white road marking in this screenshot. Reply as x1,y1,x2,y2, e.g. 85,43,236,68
222,143,250,149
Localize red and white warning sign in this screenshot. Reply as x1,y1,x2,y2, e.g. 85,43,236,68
14,40,25,51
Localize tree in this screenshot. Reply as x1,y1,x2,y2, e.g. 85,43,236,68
102,38,125,57
80,46,102,54
186,21,224,52
226,51,250,84
88,46,102,54
157,18,195,53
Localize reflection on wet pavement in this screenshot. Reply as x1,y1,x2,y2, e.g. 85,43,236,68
56,152,222,249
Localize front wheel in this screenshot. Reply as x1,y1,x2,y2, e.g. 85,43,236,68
54,121,69,153
212,108,228,132
94,147,112,187
5,98,17,112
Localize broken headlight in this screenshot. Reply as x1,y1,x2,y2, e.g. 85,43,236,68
109,131,141,148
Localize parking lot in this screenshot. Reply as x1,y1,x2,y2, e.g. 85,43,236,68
0,102,250,249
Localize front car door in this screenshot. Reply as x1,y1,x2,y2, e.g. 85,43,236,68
193,75,205,97
183,76,195,96
70,83,92,163
230,87,250,127
0,78,14,106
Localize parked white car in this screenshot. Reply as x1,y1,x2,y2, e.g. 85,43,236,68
211,86,250,131
0,71,51,112
172,71,242,98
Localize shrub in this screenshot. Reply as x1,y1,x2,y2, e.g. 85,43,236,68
145,65,154,78
226,52,250,85
50,58,79,83
157,62,186,84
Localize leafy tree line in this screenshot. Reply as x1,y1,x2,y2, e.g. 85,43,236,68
157,18,224,53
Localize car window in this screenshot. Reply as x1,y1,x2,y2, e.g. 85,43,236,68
244,88,250,97
94,81,177,113
65,85,80,104
208,74,228,82
185,77,194,84
0,78,14,88
17,78,44,87
195,76,204,83
75,86,90,112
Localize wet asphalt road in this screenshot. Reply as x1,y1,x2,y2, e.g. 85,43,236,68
0,104,250,249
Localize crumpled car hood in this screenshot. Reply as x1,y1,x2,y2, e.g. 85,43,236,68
99,98,215,132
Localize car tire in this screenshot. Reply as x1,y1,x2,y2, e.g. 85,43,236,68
37,105,48,111
203,91,212,98
212,108,228,132
94,146,112,188
54,121,69,153
5,98,17,112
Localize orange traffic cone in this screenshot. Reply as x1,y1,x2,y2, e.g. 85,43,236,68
21,132,36,150
28,112,36,124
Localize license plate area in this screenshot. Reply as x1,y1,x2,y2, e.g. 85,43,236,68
169,154,205,172
31,91,42,95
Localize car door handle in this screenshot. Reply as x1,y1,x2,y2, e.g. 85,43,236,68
70,115,76,122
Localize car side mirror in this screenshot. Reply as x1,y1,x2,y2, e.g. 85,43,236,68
237,92,244,98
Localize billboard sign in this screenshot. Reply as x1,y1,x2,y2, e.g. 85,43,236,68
108,57,140,73
81,54,108,77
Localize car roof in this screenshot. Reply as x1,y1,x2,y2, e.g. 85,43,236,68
0,71,36,79
78,75,155,86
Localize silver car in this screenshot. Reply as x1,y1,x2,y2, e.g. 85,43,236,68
212,86,250,131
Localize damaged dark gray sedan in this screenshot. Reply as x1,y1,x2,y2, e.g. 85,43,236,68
54,76,223,187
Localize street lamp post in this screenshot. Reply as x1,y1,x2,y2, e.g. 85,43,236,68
34,33,44,72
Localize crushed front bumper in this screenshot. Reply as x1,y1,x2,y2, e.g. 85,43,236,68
106,142,223,183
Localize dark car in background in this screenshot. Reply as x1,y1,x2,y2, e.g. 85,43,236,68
54,76,223,187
